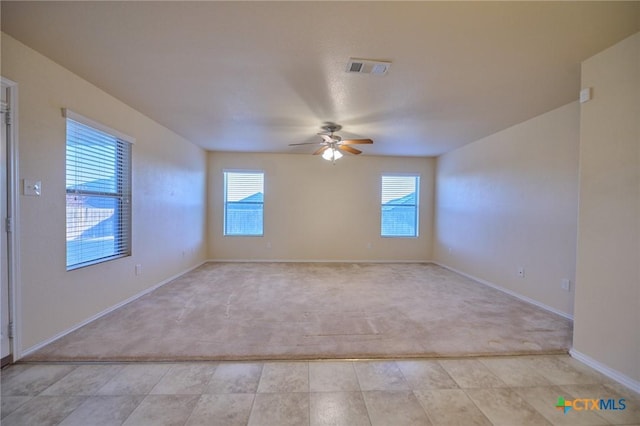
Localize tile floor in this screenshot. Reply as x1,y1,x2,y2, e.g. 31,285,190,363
1,355,638,425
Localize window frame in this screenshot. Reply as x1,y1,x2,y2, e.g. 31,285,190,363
223,170,265,237
380,173,420,238
64,109,133,270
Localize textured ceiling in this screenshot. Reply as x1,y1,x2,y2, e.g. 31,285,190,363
2,1,639,156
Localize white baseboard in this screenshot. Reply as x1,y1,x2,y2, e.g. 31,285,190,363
431,261,573,320
570,348,640,394
20,261,207,359
206,259,430,264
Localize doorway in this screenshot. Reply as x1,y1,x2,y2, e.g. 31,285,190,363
1,78,17,367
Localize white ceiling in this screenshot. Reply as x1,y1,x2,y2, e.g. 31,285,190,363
2,1,639,157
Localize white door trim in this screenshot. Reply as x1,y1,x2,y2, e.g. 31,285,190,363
1,77,21,362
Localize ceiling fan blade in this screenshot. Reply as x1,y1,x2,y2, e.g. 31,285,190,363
319,134,334,143
313,146,329,155
338,145,362,155
289,142,323,146
341,139,373,145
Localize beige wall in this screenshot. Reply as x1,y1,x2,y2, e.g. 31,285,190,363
434,102,580,317
574,33,639,383
1,34,208,353
208,152,435,262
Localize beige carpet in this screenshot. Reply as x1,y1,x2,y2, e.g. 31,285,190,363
25,263,572,362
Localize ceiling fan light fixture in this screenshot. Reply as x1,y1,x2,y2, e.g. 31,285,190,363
322,148,342,161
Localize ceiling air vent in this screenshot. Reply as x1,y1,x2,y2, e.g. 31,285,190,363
346,58,391,76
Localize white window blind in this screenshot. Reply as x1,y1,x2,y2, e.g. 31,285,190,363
381,175,419,237
224,171,264,236
66,114,132,269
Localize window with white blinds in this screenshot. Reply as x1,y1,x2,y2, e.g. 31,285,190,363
65,112,132,270
381,174,419,237
224,171,264,236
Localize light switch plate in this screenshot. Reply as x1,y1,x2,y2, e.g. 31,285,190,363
23,179,42,196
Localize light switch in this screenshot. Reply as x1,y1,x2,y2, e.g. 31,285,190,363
23,179,42,196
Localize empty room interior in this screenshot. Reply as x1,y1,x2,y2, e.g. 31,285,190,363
1,2,639,425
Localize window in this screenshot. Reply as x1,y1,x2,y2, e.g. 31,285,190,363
224,171,264,236
381,174,419,237
65,110,132,270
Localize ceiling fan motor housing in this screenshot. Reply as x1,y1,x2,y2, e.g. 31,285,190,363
320,123,342,134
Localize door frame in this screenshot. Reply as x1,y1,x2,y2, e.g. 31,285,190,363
1,77,20,364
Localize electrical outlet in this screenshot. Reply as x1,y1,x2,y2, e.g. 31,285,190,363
561,279,570,291
580,87,592,103
518,267,525,278
135,264,143,275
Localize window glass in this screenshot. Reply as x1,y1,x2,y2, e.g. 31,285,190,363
381,175,419,237
224,171,264,236
66,117,132,269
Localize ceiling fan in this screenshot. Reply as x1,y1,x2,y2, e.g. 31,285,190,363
289,123,373,163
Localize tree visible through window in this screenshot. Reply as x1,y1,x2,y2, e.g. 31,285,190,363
66,112,132,269
224,171,264,236
381,175,419,237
